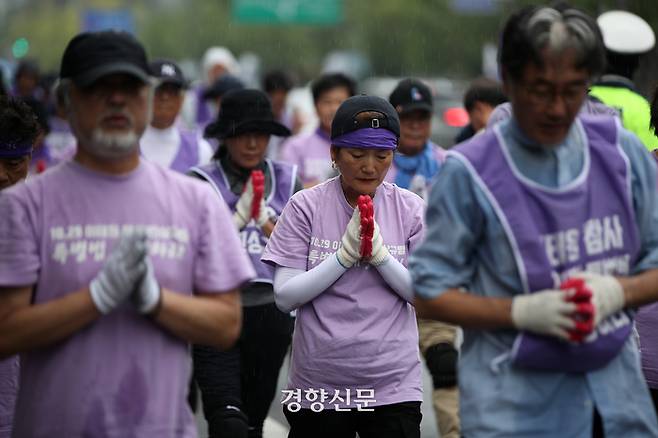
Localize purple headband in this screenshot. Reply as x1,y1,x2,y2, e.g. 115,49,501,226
0,142,33,158
332,128,397,150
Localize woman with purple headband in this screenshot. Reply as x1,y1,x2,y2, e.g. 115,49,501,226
262,95,424,438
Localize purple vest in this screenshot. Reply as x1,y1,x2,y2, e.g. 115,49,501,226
191,159,296,283
452,116,640,373
169,130,200,173
194,84,213,128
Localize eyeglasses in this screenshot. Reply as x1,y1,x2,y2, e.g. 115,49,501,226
519,81,590,107
81,76,147,99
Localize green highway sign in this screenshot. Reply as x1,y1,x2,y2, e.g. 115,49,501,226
232,0,342,25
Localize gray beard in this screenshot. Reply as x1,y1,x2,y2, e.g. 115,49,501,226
87,129,139,158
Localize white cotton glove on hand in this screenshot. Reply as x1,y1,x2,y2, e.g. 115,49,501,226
336,207,362,269
133,257,161,314
254,197,269,227
511,289,577,340
233,179,254,230
233,178,269,229
369,221,390,266
90,233,147,314
572,272,625,326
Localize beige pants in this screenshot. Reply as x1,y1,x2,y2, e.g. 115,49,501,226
418,318,460,438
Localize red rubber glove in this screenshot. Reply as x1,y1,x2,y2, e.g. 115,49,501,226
358,195,374,258
560,278,594,342
251,170,265,221
36,159,47,174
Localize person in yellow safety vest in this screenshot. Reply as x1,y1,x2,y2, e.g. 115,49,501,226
589,10,657,151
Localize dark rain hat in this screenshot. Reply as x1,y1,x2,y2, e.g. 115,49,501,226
60,31,150,87
204,89,291,140
149,59,187,88
389,78,433,114
331,94,400,140
202,74,245,100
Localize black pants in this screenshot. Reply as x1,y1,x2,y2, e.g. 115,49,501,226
194,303,294,438
283,401,422,438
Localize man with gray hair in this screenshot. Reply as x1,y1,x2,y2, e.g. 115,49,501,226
411,4,658,437
0,31,254,437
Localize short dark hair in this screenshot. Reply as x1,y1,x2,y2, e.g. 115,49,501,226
499,5,606,82
263,70,294,93
0,96,41,147
14,59,40,81
463,78,507,112
311,73,356,104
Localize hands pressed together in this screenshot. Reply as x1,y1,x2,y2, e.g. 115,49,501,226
89,232,161,315
336,195,390,269
511,272,625,342
233,170,268,230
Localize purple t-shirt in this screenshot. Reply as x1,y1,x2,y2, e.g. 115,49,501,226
0,160,255,438
280,129,336,186
262,177,424,409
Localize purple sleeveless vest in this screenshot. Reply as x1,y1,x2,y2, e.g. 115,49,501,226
191,159,297,283
170,130,200,173
194,84,213,128
452,116,640,373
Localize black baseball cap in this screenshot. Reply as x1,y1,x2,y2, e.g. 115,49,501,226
60,31,150,87
331,94,400,140
204,89,291,140
150,59,187,88
389,78,433,114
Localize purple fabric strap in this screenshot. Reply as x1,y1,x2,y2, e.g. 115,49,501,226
0,143,32,157
332,128,397,150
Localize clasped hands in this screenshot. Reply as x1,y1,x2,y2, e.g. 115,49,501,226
233,170,268,230
512,272,625,342
336,195,389,269
89,232,161,315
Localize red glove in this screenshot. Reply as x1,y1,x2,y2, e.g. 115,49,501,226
251,170,265,221
357,195,374,259
560,278,594,342
36,159,47,174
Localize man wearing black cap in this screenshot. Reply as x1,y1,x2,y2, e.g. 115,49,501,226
386,78,446,199
190,89,300,438
0,31,254,437
386,78,460,438
140,59,213,173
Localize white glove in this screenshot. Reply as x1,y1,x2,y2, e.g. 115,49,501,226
90,233,147,314
572,272,625,326
254,198,269,227
233,179,269,229
336,207,361,268
133,257,161,314
511,289,577,340
369,221,390,266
